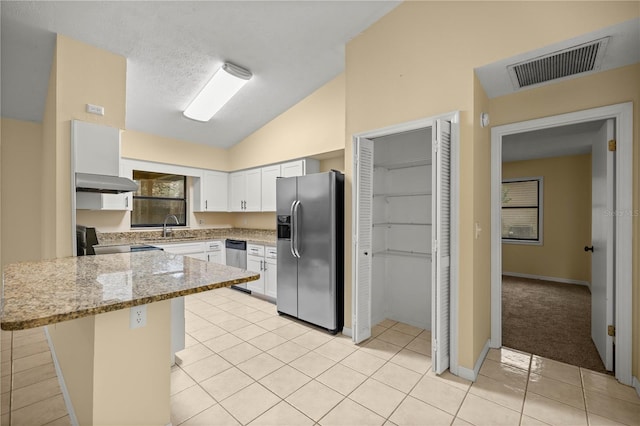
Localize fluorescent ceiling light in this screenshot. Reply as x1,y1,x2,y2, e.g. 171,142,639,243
183,62,252,122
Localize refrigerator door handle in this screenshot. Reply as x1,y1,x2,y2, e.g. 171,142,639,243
290,200,298,258
293,200,301,258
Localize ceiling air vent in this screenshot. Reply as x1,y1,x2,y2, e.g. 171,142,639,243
508,37,609,89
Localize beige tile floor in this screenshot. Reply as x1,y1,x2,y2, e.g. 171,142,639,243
2,286,639,425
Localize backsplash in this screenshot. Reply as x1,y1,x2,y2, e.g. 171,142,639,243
97,228,276,245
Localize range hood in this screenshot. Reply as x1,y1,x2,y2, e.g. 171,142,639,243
75,172,138,194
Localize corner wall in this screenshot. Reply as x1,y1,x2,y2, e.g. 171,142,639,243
1,118,43,265
502,154,592,284
344,1,638,373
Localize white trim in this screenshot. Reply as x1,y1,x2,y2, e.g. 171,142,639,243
44,326,79,426
633,376,640,398
457,339,491,382
449,114,460,377
351,110,460,373
502,272,590,288
341,327,353,338
491,102,634,386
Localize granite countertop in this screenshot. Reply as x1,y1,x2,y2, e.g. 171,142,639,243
1,251,259,331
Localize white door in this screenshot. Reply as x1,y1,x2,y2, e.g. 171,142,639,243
261,165,281,212
204,171,228,211
353,138,374,343
591,119,615,371
245,169,262,211
431,119,451,375
229,172,246,212
281,160,304,177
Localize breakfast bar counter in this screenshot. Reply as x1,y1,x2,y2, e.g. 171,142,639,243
1,251,259,425
1,250,258,330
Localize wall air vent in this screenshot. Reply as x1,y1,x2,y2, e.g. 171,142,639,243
507,37,609,89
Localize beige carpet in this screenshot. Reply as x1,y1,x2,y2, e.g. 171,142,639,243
502,275,608,374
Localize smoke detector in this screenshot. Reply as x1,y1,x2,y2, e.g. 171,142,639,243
507,37,609,90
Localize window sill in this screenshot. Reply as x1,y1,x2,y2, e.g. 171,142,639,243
502,239,543,246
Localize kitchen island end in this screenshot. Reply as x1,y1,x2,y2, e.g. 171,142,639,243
1,251,258,425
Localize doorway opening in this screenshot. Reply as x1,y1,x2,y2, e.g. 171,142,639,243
352,112,460,376
490,103,633,386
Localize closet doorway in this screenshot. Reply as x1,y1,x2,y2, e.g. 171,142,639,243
352,112,459,375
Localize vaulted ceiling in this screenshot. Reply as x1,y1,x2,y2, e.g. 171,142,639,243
1,1,400,148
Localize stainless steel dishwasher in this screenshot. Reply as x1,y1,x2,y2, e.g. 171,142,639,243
226,239,249,292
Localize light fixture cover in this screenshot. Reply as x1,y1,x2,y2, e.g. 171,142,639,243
183,62,252,122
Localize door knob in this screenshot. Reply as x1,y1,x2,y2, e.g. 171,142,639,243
584,246,594,252
364,251,368,256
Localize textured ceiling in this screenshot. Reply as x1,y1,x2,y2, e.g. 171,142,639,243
1,1,400,148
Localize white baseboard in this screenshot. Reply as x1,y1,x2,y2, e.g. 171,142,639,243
503,271,590,288
44,326,79,426
633,376,640,398
341,327,353,338
456,339,490,382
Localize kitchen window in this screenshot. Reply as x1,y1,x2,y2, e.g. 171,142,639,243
501,177,543,244
131,171,187,227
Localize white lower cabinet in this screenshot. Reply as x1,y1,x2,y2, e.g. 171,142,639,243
246,244,277,298
205,240,225,264
246,244,265,294
264,247,277,299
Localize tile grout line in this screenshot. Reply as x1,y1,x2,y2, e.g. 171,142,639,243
579,367,589,426
517,353,533,426
9,331,14,426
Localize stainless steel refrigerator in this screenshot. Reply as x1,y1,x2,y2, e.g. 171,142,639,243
276,170,344,334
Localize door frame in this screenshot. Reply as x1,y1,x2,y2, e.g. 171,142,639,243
490,102,633,385
351,110,460,373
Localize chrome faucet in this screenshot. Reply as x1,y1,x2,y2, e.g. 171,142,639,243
163,214,180,238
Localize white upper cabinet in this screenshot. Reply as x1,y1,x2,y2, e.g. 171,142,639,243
194,170,228,212
74,122,133,211
280,159,319,178
73,120,120,176
261,165,281,212
245,169,261,211
229,169,261,212
229,171,246,212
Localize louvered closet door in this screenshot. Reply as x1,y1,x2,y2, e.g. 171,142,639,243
431,120,451,374
353,138,374,344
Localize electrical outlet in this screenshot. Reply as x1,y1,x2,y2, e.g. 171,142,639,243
130,305,147,329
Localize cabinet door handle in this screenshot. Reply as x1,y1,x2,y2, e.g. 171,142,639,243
205,200,208,210
125,196,128,208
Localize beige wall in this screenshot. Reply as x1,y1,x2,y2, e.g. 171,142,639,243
502,154,592,283
41,34,127,259
48,301,171,424
344,1,638,372
1,118,43,265
122,129,229,171
491,62,640,382
228,73,346,171
319,154,345,173
472,75,492,366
